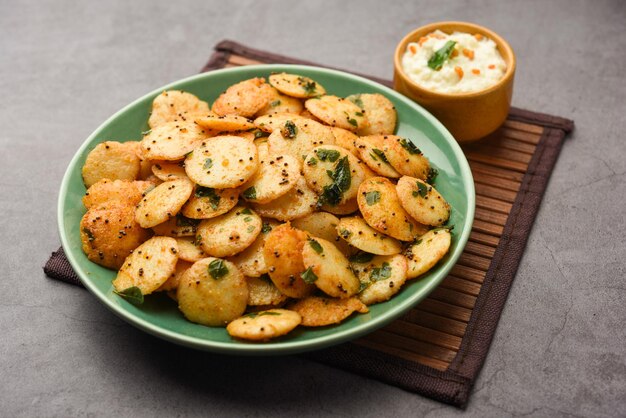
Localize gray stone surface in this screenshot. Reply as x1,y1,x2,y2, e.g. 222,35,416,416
1,0,625,416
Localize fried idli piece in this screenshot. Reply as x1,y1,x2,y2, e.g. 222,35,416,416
151,214,199,237
291,212,353,255
148,90,211,129
347,93,397,135
381,136,431,180
196,206,262,258
82,141,141,187
289,296,368,326
181,185,239,219
80,203,151,270
337,216,402,255
301,237,360,298
194,114,255,133
140,121,209,161
329,127,360,156
302,146,366,206
304,95,369,132
263,223,315,298
112,236,179,295
177,258,248,326
351,253,408,305
396,176,451,226
240,141,301,204
267,118,336,161
405,229,452,279
212,77,273,117
184,135,258,189
254,113,311,133
255,86,304,116
82,179,154,209
135,178,193,228
151,161,188,181
357,177,428,241
355,135,401,178
157,260,193,292
251,176,317,221
228,219,279,277
226,309,301,341
269,73,326,98
246,275,288,306
175,236,206,262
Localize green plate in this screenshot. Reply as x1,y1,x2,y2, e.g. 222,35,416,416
58,64,475,355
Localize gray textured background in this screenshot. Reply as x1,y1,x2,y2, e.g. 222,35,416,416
2,0,625,416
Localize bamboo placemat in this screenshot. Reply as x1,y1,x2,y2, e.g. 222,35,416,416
45,40,573,408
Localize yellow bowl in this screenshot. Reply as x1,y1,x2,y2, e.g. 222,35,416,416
394,21,516,143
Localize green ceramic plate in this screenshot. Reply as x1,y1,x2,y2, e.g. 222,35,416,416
59,64,475,355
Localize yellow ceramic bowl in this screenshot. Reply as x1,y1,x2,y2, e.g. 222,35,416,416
394,21,516,143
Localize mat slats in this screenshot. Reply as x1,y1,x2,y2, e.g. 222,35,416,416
475,195,512,215
469,160,526,182
441,276,482,296
354,338,451,370
402,310,467,337
502,120,544,135
220,51,546,373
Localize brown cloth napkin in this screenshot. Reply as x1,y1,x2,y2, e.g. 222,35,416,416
44,40,574,407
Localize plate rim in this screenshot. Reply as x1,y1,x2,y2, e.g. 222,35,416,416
58,63,475,355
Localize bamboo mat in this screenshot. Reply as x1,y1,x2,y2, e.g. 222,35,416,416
201,41,574,406
45,40,574,408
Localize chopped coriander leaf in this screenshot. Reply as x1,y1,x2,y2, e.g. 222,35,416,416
358,281,369,293
319,156,351,206
301,267,318,284
261,222,273,234
370,262,392,281
114,286,144,305
412,182,429,198
195,186,221,209
282,120,298,139
208,259,229,279
306,157,317,166
254,130,269,139
372,149,389,164
333,156,351,193
315,149,340,162
298,77,317,95
349,94,364,108
240,208,252,215
426,167,439,184
348,118,358,127
428,40,457,71
365,190,381,205
399,138,421,155
270,99,281,107
242,187,257,200
308,238,323,254
355,111,364,117
246,225,255,233
349,252,375,263
176,214,199,228
203,158,213,169
243,216,252,222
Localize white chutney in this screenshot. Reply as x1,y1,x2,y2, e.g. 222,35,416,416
402,30,507,94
